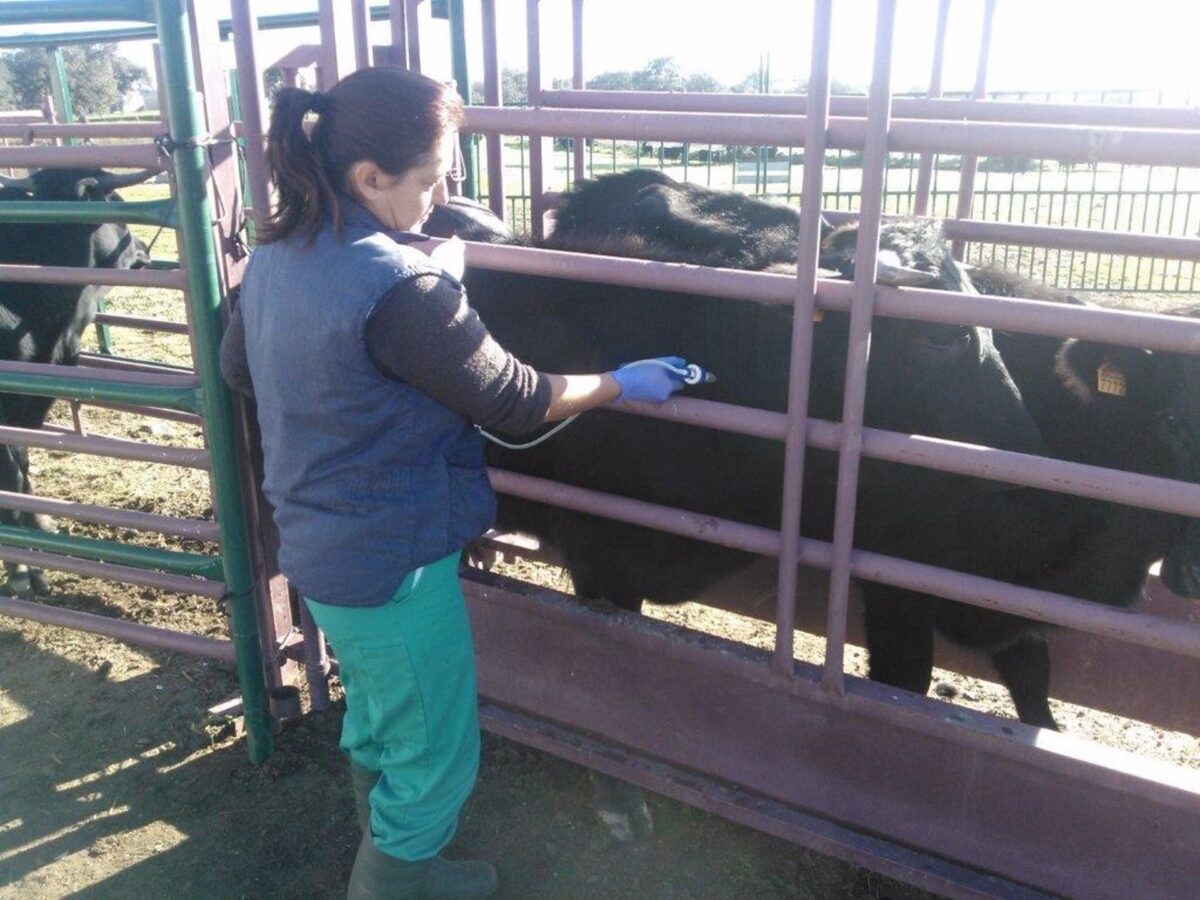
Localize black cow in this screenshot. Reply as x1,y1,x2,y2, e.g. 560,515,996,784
0,167,155,594
533,171,1200,731
430,177,1046,838
544,168,811,270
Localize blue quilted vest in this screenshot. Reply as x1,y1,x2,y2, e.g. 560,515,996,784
238,198,495,606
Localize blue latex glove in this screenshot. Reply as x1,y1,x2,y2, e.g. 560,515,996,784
611,356,688,403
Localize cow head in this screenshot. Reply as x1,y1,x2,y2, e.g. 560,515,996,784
1054,332,1200,598
820,218,976,291
0,168,156,271
423,196,516,244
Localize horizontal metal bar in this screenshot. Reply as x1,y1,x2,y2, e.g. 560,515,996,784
0,524,223,578
0,263,187,290
0,361,200,412
486,467,1200,659
0,143,164,170
611,396,1200,519
0,423,209,468
464,107,1200,167
0,1,154,26
0,545,225,598
0,198,176,228
0,593,233,661
839,214,1200,264
78,353,193,376
95,313,190,335
541,89,1200,131
73,398,203,426
458,241,1200,354
0,122,163,140
0,488,217,541
851,548,1200,660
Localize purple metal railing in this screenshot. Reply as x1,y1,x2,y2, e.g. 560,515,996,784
0,593,233,659
525,0,546,239
913,0,950,216
773,0,832,675
0,122,163,140
535,89,1200,131
450,240,1200,353
822,0,897,692
0,143,166,169
464,107,1200,168
480,0,504,219
950,0,996,260
230,0,272,224
0,263,187,290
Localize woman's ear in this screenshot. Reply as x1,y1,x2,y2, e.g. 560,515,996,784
346,160,382,201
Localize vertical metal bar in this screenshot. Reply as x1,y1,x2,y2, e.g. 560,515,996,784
230,0,271,229
152,0,273,763
773,0,832,677
387,0,408,67
405,0,422,72
447,0,476,199
950,0,996,260
351,0,370,70
526,0,547,240
480,0,504,219
571,0,585,184
822,0,897,695
912,0,949,217
316,0,358,88
46,46,75,143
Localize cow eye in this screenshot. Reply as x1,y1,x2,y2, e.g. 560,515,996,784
919,327,973,355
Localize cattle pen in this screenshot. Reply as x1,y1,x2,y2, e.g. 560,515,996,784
0,1,1198,898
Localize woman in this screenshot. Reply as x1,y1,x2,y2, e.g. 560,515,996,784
220,66,688,899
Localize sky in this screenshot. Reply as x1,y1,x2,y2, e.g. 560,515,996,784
2,1,1199,103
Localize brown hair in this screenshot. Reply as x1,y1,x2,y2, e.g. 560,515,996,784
259,67,465,244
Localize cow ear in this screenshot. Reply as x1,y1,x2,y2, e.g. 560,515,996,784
1057,339,1154,403
74,178,103,200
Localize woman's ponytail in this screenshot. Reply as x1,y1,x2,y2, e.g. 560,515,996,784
258,87,340,244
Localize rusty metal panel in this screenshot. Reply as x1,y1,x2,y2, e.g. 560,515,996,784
463,572,1200,900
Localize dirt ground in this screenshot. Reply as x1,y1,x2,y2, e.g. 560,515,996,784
1,188,1197,898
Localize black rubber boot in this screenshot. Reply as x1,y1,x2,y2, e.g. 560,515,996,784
350,763,381,835
346,835,498,900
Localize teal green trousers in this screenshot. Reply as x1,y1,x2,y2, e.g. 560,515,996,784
304,552,480,862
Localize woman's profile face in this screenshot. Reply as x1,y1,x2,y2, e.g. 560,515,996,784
357,129,458,232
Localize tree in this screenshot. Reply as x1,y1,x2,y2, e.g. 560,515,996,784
470,67,533,106
684,73,722,93
631,57,684,92
0,57,14,110
587,69,634,91
0,44,148,117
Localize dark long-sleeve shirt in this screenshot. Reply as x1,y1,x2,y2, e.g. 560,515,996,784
220,273,551,434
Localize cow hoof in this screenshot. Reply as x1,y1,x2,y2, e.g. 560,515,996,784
592,775,654,842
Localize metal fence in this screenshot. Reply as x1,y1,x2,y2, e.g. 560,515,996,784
482,86,1200,294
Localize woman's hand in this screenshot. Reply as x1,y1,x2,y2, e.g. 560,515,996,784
611,357,688,403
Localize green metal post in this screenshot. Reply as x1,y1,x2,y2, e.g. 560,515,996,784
447,0,477,200
46,46,75,135
152,0,273,762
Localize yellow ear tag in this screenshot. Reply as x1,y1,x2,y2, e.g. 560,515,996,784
812,308,824,323
1097,360,1127,397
